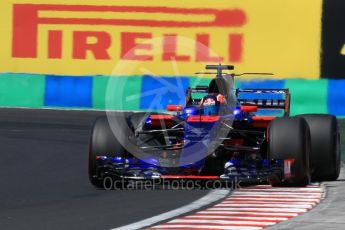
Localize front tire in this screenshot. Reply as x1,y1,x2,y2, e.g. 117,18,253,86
269,117,311,186
88,116,129,188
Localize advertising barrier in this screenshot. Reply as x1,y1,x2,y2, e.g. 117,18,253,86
0,73,344,116
321,0,345,78
1,0,321,78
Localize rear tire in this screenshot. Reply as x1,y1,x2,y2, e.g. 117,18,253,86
269,117,311,186
298,114,340,181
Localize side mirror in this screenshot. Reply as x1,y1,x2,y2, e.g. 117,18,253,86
167,105,183,112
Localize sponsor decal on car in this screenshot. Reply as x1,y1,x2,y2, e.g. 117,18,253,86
284,158,295,178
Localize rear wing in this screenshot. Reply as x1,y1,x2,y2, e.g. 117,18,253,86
201,64,234,77
235,89,291,116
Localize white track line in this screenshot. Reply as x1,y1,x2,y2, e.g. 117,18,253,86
151,225,263,229
237,189,321,192
168,219,276,226
233,192,321,196
230,195,321,198
214,203,313,208
186,215,288,221
226,197,320,202
222,201,317,205
207,207,308,212
111,189,230,230
197,211,299,217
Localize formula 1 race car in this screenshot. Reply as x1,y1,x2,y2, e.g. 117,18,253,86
88,64,341,189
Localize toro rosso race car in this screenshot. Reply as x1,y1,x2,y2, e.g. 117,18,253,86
88,64,341,188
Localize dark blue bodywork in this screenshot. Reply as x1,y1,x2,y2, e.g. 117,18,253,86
94,65,290,184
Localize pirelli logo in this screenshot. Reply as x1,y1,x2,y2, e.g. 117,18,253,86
12,4,247,62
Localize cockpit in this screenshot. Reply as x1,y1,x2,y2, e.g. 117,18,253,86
184,75,234,116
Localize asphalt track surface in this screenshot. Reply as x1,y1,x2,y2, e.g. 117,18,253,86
0,108,344,230
0,108,209,230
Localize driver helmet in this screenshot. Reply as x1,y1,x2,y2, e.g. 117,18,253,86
201,94,219,115
200,94,226,105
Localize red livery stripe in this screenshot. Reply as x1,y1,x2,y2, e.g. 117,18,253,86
160,175,219,179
